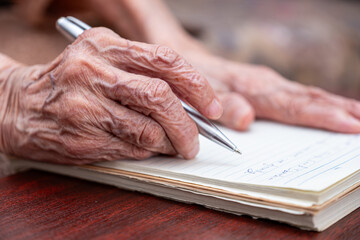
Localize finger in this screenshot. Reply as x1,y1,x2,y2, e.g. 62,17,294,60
98,136,157,161
23,131,156,165
42,86,176,157
42,83,176,156
217,92,255,131
99,97,176,155
265,94,360,133
96,66,200,159
79,28,222,119
306,86,360,119
294,104,360,133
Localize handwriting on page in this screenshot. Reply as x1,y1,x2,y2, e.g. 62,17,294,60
96,121,360,191
241,134,360,188
216,122,360,190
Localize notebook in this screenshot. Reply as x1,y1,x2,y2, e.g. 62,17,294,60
11,121,360,231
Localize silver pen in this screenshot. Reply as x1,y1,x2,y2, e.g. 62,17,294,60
56,16,241,154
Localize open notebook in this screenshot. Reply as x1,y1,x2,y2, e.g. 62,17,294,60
11,121,360,231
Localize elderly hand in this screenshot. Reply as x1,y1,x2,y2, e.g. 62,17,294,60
0,27,222,164
182,51,360,133
93,0,360,134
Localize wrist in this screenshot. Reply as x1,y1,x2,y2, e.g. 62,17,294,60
0,55,27,154
0,58,50,155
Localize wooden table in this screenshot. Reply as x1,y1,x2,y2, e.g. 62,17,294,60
0,170,359,240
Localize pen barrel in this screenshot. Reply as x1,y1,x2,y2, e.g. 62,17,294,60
181,101,238,152
181,101,216,137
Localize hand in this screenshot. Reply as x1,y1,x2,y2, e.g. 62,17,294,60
182,51,360,133
79,0,360,133
0,27,222,164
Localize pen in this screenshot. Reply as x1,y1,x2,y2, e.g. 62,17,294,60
56,16,241,154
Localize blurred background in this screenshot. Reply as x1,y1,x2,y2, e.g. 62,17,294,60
166,0,360,99
0,0,359,99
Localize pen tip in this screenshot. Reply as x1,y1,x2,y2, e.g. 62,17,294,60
234,148,242,155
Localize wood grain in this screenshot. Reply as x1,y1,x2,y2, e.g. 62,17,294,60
0,170,359,240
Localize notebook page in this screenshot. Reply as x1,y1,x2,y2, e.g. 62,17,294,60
95,121,360,192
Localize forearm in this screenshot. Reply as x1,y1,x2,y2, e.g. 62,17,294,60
117,0,187,43
0,54,23,153
89,0,206,52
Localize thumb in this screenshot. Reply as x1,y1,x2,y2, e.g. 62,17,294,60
217,92,255,131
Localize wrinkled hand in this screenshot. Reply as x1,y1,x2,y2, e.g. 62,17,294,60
183,52,360,133
0,27,223,164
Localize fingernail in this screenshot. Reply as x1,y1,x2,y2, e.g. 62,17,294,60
206,98,223,119
233,109,255,131
186,140,200,159
345,116,360,132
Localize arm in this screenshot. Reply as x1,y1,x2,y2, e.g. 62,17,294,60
0,54,23,153
90,0,360,133
88,0,204,52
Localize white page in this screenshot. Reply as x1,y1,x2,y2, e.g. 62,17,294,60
95,121,360,192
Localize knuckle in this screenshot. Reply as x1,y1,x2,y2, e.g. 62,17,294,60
139,121,164,147
307,86,326,97
78,27,117,41
130,147,152,160
348,99,360,110
152,79,172,98
74,27,123,57
144,78,173,107
187,72,207,92
284,96,307,120
59,54,96,82
256,65,271,72
69,54,89,68
153,45,181,65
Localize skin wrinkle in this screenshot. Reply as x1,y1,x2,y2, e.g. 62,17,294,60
141,79,174,111
32,0,360,158
0,67,22,154
153,45,180,66
0,28,215,163
101,67,174,115
88,33,216,116
57,0,360,148
28,130,63,153
2,2,359,164
49,72,56,90
123,72,187,111
284,94,313,122
78,38,104,56
106,64,197,156
97,95,174,154
101,69,195,155
42,85,64,113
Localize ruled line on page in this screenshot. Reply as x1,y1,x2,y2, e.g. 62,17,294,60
96,121,360,191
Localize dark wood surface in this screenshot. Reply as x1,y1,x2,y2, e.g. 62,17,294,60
0,170,359,240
